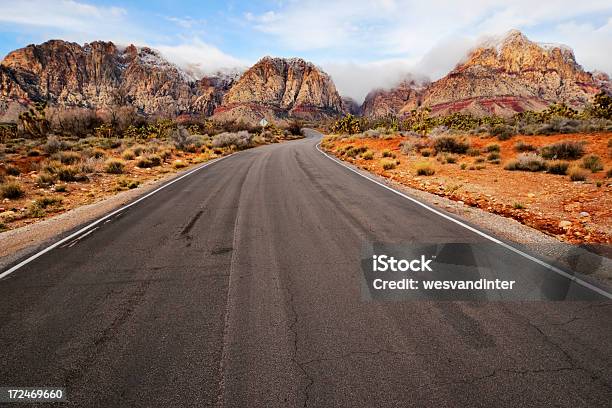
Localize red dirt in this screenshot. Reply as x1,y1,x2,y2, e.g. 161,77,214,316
325,132,612,244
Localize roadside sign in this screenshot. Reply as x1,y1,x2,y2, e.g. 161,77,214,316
259,118,268,128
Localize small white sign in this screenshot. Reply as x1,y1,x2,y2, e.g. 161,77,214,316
259,118,268,128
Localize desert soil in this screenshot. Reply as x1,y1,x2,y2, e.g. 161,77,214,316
323,132,612,244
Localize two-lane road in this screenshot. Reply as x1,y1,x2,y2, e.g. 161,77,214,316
1,130,610,407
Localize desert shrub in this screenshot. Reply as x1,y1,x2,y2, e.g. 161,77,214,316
475,157,485,163
57,165,83,181
5,165,20,176
504,153,547,172
132,145,145,156
361,151,374,160
136,155,161,168
27,202,46,218
485,144,500,152
54,184,67,192
513,202,526,209
415,162,435,176
172,127,199,151
87,148,106,159
116,177,139,190
43,136,68,154
1,181,24,199
27,150,41,157
382,149,395,158
568,167,588,181
606,168,612,178
547,161,570,175
514,141,537,152
381,158,397,170
346,146,367,158
432,136,470,154
173,160,187,169
445,155,457,163
540,141,585,160
466,148,481,156
158,149,172,160
581,155,603,173
36,172,57,187
212,131,253,149
487,152,500,161
35,196,61,208
122,149,136,160
490,125,514,140
421,148,434,157
104,159,125,174
460,163,467,170
54,151,82,165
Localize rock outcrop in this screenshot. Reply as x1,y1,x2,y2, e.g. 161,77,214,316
362,30,608,118
213,57,343,123
361,78,427,118
0,40,236,118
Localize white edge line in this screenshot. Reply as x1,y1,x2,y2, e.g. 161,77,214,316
0,154,233,280
315,142,612,300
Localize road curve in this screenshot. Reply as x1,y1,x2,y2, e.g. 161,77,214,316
0,130,610,407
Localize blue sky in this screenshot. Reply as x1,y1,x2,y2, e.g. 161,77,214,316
0,0,611,101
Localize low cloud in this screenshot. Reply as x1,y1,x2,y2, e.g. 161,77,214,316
154,39,249,77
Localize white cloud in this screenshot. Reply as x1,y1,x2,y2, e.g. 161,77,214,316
154,38,249,77
0,0,127,35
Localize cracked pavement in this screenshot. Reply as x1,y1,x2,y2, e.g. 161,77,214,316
0,130,610,407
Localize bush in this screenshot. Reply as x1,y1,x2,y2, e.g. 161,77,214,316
55,184,67,192
43,136,68,154
606,168,612,178
547,161,570,175
36,172,57,187
173,160,187,169
57,165,82,181
569,167,588,181
116,177,139,190
487,152,500,161
513,202,526,209
541,141,585,160
514,141,537,152
121,149,136,160
382,149,395,158
581,155,603,173
212,131,253,149
104,159,125,174
54,151,82,165
345,146,367,158
421,148,434,157
433,136,470,154
136,155,161,168
1,182,24,199
415,162,435,176
172,127,199,151
87,148,106,159
485,144,500,152
381,158,397,170
490,124,514,140
504,153,547,172
466,148,481,156
27,150,41,157
445,155,457,164
5,165,20,176
361,151,374,160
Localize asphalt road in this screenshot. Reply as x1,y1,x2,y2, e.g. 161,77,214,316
0,130,610,407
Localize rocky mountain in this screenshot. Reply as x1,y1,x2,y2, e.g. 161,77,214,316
212,57,343,123
362,30,609,118
361,77,428,118
0,41,344,124
0,40,227,117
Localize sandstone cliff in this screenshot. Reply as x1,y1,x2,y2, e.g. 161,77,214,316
213,57,344,123
0,40,234,118
362,30,608,118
